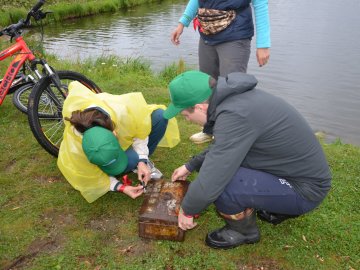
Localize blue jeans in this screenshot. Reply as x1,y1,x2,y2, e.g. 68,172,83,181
123,109,168,172
214,167,322,216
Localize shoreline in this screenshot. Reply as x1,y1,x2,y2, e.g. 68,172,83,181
0,0,163,27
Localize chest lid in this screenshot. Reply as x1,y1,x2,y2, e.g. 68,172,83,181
139,180,190,223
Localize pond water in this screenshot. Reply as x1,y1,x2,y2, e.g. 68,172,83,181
41,0,360,145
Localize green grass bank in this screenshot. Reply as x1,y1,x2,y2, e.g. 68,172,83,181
0,55,359,270
0,0,163,27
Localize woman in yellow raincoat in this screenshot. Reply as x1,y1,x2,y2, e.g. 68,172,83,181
57,81,180,203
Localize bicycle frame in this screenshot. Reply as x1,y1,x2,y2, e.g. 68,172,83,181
0,36,36,105
0,0,103,157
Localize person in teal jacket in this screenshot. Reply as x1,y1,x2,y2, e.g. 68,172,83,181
171,0,271,144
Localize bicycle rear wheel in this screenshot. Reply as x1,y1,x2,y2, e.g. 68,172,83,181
12,83,35,114
28,70,102,157
5,73,30,95
12,83,57,117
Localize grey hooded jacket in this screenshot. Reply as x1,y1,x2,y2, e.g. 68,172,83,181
182,73,331,215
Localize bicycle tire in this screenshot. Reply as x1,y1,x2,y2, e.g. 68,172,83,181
28,70,102,157
12,82,35,114
12,69,69,117
12,79,68,118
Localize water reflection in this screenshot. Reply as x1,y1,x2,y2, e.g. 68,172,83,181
42,0,360,145
248,0,360,145
44,1,199,69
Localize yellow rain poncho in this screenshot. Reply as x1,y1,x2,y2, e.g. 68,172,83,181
57,81,180,203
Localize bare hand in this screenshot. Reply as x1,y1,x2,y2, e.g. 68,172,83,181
178,208,197,230
171,23,184,45
137,162,151,184
122,185,144,199
256,48,270,67
171,165,191,182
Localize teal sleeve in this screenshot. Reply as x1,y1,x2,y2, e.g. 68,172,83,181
179,0,199,27
252,0,271,48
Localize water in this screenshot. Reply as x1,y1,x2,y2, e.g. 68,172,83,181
42,1,199,69
42,0,360,145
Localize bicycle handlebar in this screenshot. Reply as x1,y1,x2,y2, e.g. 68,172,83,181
25,0,46,24
32,0,46,13
1,0,46,38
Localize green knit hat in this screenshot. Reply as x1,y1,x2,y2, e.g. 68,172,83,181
82,126,128,176
163,71,212,119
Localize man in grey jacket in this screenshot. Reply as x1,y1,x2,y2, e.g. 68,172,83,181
163,70,331,249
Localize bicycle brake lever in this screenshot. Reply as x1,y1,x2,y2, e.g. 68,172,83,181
33,10,45,21
34,10,53,21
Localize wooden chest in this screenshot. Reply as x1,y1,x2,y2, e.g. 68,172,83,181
138,179,189,241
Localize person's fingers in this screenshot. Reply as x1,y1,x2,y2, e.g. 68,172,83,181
179,221,189,231
259,58,266,67
171,33,176,44
138,173,144,181
123,185,143,199
180,222,197,231
142,175,148,182
171,170,179,181
134,185,144,190
133,186,144,197
257,49,270,67
171,31,180,45
189,222,197,230
143,178,149,185
138,169,150,181
132,191,143,199
175,33,180,43
145,171,151,181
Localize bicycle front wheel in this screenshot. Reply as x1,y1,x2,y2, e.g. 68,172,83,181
28,71,102,157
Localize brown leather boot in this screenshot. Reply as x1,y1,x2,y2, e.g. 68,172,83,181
205,208,260,249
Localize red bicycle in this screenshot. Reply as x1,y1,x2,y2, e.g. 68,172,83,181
0,0,102,157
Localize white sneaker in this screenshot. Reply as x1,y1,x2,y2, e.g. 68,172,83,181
147,160,163,179
189,132,213,144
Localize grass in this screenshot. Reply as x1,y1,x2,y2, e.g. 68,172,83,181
0,0,164,27
0,54,359,269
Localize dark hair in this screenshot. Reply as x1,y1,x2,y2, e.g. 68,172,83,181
65,109,114,133
209,77,217,89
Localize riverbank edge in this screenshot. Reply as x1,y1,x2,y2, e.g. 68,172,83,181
0,0,162,27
